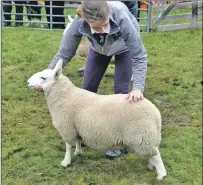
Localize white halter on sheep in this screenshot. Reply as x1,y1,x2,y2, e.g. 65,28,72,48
27,59,167,180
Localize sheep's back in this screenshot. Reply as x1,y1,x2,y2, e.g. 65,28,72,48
74,95,161,150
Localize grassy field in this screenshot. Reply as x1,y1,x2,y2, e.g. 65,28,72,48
2,27,202,185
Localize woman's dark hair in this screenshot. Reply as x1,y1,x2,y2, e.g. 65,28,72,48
76,1,110,21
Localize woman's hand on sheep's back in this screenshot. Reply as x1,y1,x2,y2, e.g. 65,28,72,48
36,88,44,92
124,90,144,103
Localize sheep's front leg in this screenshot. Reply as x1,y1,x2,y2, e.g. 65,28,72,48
61,142,72,167
74,139,82,155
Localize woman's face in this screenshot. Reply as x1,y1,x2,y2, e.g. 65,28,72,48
87,18,109,33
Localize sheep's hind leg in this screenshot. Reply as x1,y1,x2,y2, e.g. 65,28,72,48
74,139,82,155
148,148,167,180
61,142,72,167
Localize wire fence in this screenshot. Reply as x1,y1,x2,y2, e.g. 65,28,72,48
1,1,152,32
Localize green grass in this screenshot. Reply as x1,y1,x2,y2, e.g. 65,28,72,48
2,27,202,185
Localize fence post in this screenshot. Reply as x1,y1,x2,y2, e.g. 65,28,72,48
147,0,152,32
1,1,4,27
50,1,53,30
191,1,198,28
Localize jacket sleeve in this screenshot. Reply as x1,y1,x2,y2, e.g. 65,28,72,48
48,16,83,69
119,15,147,92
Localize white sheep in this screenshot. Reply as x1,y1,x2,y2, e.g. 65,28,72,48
27,59,167,180
63,15,73,36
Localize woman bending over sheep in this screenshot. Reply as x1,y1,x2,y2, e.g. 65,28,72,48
37,0,148,158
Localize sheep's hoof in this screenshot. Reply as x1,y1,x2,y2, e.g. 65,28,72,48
60,161,71,167
156,174,167,181
147,163,155,170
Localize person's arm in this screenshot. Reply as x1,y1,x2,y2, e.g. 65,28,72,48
119,15,147,93
48,16,83,69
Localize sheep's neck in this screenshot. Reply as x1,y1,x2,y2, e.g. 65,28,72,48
46,75,99,115
46,76,75,104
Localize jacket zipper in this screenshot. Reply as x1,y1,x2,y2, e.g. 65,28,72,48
81,28,120,54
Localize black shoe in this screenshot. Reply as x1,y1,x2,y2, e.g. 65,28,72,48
81,143,86,147
121,148,128,154
105,150,121,160
105,148,128,160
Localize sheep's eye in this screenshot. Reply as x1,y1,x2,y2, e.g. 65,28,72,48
40,77,47,80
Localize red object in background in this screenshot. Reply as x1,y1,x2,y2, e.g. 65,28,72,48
140,1,148,9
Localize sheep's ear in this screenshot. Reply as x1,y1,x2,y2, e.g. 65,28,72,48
68,15,73,23
53,59,63,78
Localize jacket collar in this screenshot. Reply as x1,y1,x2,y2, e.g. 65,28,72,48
79,15,120,35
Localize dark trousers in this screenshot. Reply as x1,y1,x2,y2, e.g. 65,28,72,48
83,48,132,94
44,1,65,29
14,1,24,25
3,1,24,26
26,1,42,21
121,1,141,22
3,1,12,25
137,1,141,22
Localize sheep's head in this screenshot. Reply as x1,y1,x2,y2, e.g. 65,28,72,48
27,59,63,94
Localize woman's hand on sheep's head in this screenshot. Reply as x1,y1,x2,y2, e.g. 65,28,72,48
124,90,144,103
36,88,44,92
